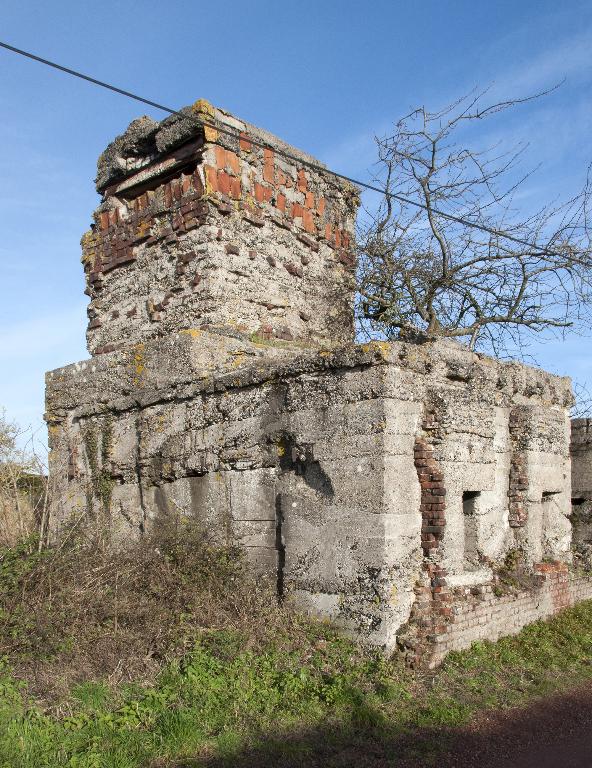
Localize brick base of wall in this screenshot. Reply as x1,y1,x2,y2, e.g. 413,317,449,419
400,562,592,668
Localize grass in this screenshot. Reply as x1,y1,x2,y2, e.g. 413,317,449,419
0,533,591,767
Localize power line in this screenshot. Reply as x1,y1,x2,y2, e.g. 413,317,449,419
0,39,562,257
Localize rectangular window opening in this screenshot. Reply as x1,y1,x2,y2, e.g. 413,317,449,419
542,491,560,503
463,491,481,570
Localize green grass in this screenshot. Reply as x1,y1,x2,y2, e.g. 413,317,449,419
1,600,591,768
1,533,591,767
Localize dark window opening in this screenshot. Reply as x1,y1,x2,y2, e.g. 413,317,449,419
542,491,560,502
463,491,480,570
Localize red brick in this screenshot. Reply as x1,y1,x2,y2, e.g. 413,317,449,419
239,132,252,152
297,233,319,251
217,171,231,196
230,177,241,199
254,182,266,203
338,250,355,268
181,174,191,194
292,203,303,220
302,209,316,234
215,146,226,168
99,212,109,230
226,150,240,174
205,166,218,193
318,197,326,215
276,192,286,212
297,169,307,192
263,148,275,183
325,223,333,241
277,170,287,186
285,262,303,277
193,169,204,196
335,229,342,248
305,191,314,208
164,182,173,207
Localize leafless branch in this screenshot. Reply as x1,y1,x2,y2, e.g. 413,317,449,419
357,88,592,356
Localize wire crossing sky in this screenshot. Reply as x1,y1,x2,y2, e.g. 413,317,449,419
0,0,591,448
0,39,567,259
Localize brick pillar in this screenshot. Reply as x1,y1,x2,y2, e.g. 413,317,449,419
508,406,530,527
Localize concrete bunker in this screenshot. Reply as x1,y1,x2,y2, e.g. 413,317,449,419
44,100,591,665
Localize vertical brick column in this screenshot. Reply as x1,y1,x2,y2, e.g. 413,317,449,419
508,407,529,527
400,408,452,667
414,431,446,556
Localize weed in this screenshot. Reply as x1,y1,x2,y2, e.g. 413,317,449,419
1,528,592,767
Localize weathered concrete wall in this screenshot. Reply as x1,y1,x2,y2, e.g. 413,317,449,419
82,101,358,355
46,334,574,651
570,419,592,568
571,419,592,498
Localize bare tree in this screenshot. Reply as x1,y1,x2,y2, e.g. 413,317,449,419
357,89,592,354
572,382,592,419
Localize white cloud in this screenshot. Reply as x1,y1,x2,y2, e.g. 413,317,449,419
490,28,592,99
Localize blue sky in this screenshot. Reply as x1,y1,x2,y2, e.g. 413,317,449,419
1,0,592,449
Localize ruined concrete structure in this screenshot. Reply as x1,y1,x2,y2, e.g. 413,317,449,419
570,420,592,569
45,101,592,665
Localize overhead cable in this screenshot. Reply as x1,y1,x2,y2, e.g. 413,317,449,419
0,39,564,257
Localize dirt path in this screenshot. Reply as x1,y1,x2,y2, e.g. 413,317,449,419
430,683,592,768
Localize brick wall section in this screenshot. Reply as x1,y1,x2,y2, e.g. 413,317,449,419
414,437,446,555
85,170,206,279
82,101,359,355
403,408,589,669
401,411,451,667
200,139,354,258
428,563,592,667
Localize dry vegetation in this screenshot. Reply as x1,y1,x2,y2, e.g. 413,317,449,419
0,520,306,706
0,409,48,547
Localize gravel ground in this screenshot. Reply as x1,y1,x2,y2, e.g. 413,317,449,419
428,683,592,768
